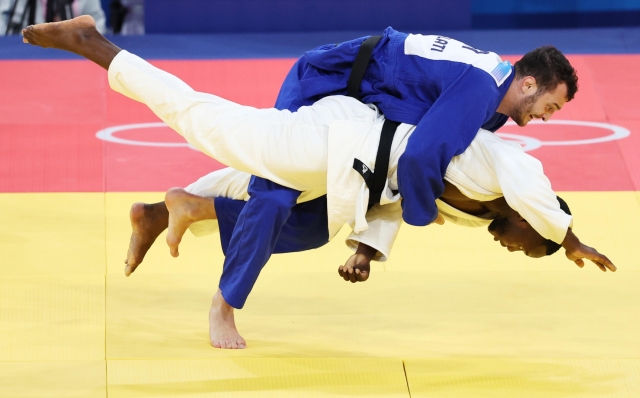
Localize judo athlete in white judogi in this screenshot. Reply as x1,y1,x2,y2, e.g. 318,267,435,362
21,16,612,350
101,50,610,263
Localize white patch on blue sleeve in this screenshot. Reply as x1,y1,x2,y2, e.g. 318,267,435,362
490,61,512,85
404,34,513,86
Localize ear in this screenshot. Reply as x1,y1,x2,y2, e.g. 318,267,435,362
516,215,530,228
520,76,538,95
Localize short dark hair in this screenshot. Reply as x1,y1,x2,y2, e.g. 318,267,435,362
544,196,572,256
514,46,578,101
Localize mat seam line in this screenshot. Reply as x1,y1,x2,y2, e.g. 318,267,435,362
102,69,109,398
402,360,412,398
103,192,108,397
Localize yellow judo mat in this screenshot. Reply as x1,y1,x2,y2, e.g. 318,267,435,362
0,191,638,397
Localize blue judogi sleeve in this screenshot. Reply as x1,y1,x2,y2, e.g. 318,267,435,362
396,68,508,225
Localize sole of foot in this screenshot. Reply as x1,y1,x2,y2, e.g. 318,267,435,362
22,15,96,49
125,202,168,276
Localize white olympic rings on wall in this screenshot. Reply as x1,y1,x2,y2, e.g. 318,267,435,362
96,120,630,153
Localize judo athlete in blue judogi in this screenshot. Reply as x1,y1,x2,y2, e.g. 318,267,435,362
218,30,518,315
21,17,585,350
206,28,579,315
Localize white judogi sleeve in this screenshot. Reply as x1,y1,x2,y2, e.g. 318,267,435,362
345,128,573,258
344,201,403,262
490,142,572,244
446,130,572,244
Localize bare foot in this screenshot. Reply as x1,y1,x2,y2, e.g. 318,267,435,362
22,15,97,50
209,289,246,349
165,188,216,258
22,15,121,70
124,202,169,276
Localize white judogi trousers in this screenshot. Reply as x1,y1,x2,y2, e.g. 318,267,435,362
108,50,373,197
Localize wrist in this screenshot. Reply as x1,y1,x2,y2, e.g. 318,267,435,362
355,243,378,260
561,228,580,250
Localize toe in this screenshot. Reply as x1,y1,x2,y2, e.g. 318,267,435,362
167,239,180,257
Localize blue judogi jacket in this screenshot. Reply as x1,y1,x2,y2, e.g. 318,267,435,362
218,27,514,308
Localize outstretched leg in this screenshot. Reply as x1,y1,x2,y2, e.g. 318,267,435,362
23,17,343,195
165,188,217,258
22,15,120,70
210,289,246,349
125,202,169,276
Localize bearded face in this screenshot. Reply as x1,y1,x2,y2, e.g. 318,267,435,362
510,91,542,126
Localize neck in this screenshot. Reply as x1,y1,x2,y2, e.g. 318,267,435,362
483,197,513,218
496,79,519,116
440,181,492,216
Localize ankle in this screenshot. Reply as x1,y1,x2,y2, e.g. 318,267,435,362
212,290,233,312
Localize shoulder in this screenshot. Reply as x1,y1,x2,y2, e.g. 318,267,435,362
472,129,543,168
473,129,522,152
403,33,512,87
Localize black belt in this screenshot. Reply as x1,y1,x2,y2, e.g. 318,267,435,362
347,35,400,209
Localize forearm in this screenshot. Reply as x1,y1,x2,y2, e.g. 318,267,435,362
561,228,580,250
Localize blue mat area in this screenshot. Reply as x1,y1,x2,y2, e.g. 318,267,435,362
1,27,639,60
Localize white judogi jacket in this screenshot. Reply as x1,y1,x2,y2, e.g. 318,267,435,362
187,128,572,261
343,128,573,260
